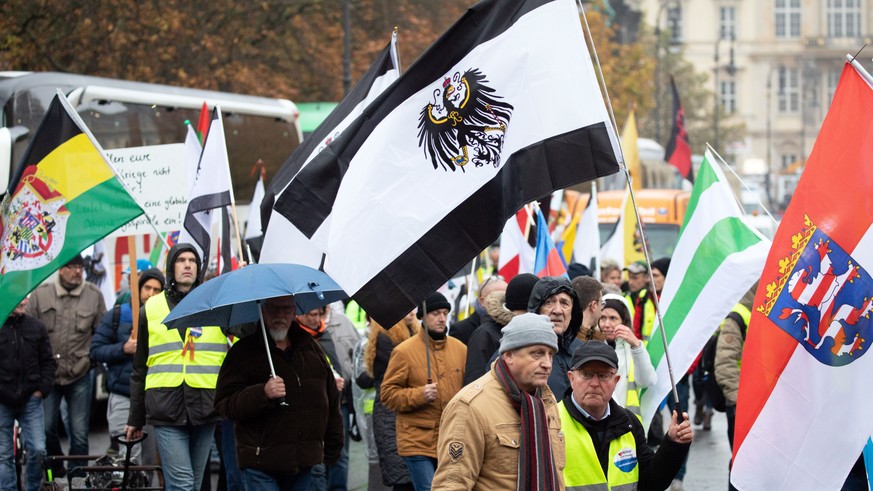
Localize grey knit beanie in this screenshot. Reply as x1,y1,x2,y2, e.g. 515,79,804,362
499,313,559,354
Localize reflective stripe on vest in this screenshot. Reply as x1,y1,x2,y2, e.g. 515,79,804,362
624,352,641,419
144,291,228,390
559,402,639,491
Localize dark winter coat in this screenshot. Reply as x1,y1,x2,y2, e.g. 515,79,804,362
528,277,583,400
0,313,56,410
463,291,513,385
449,310,480,345
215,322,343,474
561,395,689,491
128,243,221,428
90,304,134,397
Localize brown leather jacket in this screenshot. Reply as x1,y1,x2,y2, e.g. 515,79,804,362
432,367,565,490
380,328,466,458
26,279,106,385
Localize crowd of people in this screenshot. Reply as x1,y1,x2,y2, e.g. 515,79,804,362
3,241,774,491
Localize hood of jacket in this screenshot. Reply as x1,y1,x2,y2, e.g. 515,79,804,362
484,291,513,327
527,276,582,351
165,243,202,303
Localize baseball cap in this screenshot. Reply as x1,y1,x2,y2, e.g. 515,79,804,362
624,260,648,274
570,340,619,370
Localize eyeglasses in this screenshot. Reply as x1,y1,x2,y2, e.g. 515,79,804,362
480,274,505,291
577,370,616,382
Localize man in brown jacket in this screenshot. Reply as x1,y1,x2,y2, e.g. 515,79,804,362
26,254,106,473
433,313,564,491
381,292,466,491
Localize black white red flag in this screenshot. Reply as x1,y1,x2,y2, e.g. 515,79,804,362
664,75,693,182
268,0,621,326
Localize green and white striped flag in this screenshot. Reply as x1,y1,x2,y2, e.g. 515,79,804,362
640,149,772,429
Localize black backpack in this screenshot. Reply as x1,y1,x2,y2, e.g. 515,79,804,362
700,311,747,412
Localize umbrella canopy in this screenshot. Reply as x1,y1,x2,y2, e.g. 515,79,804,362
162,263,347,328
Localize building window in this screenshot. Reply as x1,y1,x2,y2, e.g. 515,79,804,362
827,68,841,105
775,0,801,38
781,153,798,169
720,80,737,113
828,0,861,38
668,5,682,43
778,66,800,113
720,6,737,40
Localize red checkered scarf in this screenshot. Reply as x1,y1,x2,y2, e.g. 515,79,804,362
493,358,559,491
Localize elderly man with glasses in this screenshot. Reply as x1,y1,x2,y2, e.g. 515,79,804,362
559,341,692,491
215,295,343,490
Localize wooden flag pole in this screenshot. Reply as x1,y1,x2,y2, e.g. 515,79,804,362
127,236,141,341
229,203,245,264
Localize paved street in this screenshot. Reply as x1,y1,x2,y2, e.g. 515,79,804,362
66,405,730,490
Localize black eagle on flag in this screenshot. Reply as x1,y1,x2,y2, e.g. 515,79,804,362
418,69,513,171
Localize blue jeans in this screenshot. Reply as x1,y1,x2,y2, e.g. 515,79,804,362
44,374,91,470
402,456,436,491
241,467,312,491
310,402,350,491
153,423,216,491
0,397,46,491
220,419,243,491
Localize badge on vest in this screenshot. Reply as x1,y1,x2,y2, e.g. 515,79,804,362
189,327,203,338
614,447,638,472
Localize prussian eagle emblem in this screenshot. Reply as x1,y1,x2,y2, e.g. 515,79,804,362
418,69,513,172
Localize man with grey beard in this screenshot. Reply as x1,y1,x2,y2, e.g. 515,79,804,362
215,295,344,489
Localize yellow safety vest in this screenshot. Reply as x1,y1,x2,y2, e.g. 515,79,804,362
625,290,655,345
559,402,639,491
624,353,641,420
726,303,751,371
144,291,228,390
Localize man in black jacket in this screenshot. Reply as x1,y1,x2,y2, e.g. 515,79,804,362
91,267,164,462
0,297,56,491
559,341,692,491
215,295,343,490
450,275,507,345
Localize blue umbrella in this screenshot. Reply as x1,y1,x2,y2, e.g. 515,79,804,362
162,263,347,328
162,263,347,406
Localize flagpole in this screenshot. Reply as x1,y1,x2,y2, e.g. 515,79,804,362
623,167,683,414
578,2,684,415
847,52,873,85
212,109,246,264
706,143,778,226
56,91,171,251
127,236,141,341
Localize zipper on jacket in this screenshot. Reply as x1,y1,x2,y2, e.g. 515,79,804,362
256,447,260,456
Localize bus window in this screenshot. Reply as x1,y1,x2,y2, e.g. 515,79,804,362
0,71,302,202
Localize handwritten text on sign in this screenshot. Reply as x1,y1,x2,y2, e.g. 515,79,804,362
106,143,188,237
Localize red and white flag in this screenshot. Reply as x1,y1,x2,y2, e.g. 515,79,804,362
731,59,873,490
498,207,535,280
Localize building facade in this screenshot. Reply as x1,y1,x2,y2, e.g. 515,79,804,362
635,0,872,210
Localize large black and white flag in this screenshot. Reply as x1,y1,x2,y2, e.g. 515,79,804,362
268,0,621,326
258,32,401,265
179,108,234,267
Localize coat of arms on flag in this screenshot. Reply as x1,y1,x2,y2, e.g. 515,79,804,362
760,215,872,366
1,171,70,270
418,68,513,171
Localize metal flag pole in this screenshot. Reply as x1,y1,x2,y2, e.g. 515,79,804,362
578,3,683,415
707,143,778,227
257,299,288,406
